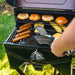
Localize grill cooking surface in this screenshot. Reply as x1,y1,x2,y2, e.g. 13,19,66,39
7,25,56,48
6,8,74,48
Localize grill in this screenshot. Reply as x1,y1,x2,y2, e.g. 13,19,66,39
4,0,75,75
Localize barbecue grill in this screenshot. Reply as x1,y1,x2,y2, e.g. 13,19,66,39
4,0,75,75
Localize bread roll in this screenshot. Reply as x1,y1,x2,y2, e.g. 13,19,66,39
42,15,54,21
17,13,29,20
29,14,40,21
55,16,68,25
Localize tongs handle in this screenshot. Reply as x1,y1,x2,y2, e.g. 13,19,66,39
45,35,54,41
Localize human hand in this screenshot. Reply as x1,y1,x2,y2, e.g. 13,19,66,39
51,37,65,57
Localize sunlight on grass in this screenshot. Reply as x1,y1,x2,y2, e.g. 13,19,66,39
0,54,19,75
23,64,59,75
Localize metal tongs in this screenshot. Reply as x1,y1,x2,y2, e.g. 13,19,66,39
35,26,74,56
35,26,54,41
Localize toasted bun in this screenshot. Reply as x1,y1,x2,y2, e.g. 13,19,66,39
34,22,44,28
55,16,68,25
17,13,29,20
42,15,54,21
29,14,40,21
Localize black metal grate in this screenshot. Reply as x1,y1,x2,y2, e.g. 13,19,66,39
6,25,56,47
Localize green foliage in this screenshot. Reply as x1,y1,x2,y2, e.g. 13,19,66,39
24,64,59,75
0,14,15,42
0,0,5,3
0,13,18,75
0,54,19,75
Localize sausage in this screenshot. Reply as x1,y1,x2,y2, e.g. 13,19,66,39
12,34,30,43
19,23,33,29
15,30,31,38
17,25,32,33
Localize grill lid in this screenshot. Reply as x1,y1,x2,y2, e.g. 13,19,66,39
6,0,75,10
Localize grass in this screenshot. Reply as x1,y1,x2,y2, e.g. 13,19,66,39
0,0,5,3
0,8,75,75
0,13,19,75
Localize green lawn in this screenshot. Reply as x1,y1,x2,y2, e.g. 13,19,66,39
0,13,19,75
0,0,5,3
0,9,75,75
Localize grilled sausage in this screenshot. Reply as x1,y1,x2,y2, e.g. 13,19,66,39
19,23,33,29
12,34,30,43
17,25,32,33
15,30,31,38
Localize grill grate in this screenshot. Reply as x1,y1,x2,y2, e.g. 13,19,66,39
6,8,75,48
6,25,56,47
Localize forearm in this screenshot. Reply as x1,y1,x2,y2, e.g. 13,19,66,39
51,18,75,56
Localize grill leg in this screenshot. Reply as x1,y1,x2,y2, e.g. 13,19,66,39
16,68,25,75
54,69,56,75
57,73,60,75
54,69,60,75
71,67,73,75
71,67,75,75
23,64,27,73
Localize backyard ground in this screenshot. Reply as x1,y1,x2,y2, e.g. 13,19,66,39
0,1,75,75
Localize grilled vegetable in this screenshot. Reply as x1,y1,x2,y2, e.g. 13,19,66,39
59,25,66,31
50,22,62,33
53,33,61,38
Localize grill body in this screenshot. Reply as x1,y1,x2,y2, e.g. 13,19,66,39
4,8,75,75
4,0,75,75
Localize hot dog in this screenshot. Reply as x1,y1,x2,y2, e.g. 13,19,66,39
19,23,33,29
12,34,30,43
17,25,32,33
15,30,31,38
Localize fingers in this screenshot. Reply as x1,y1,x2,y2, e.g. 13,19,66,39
51,36,65,57
51,49,65,57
